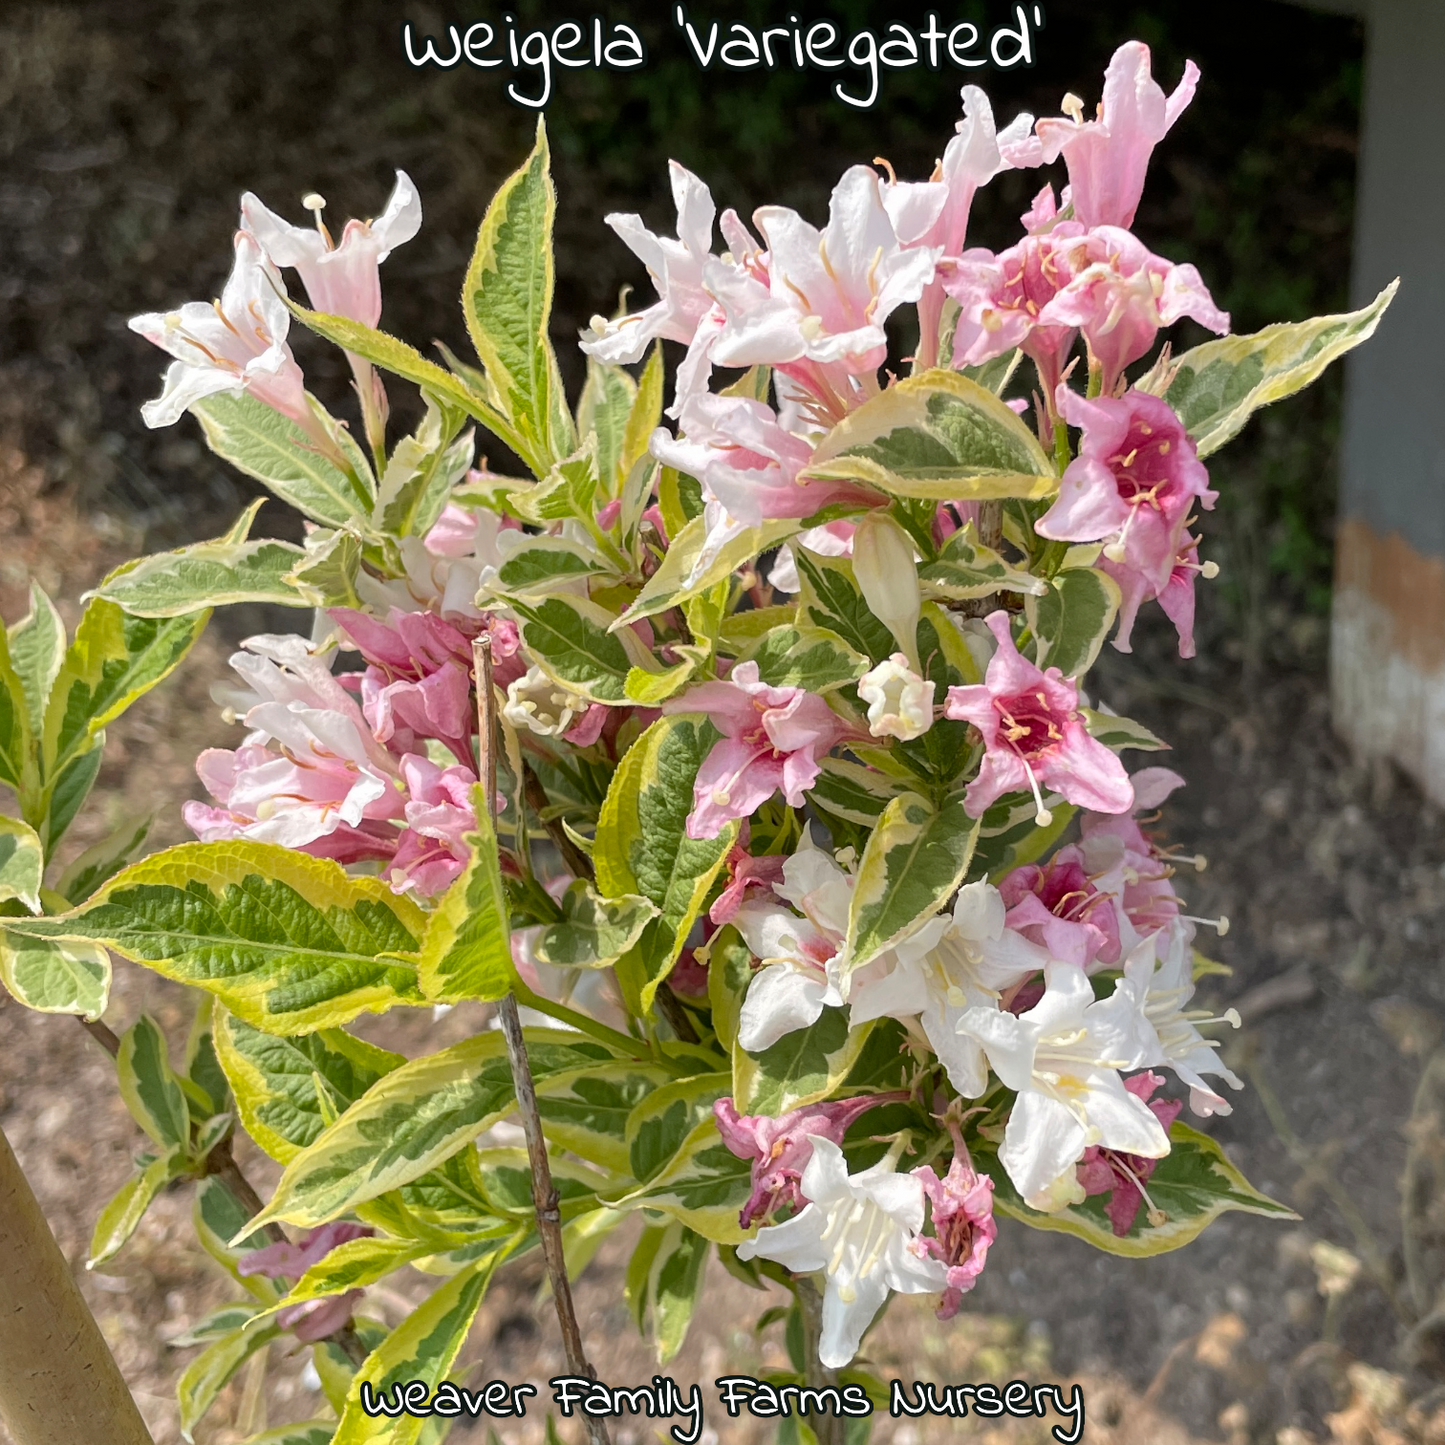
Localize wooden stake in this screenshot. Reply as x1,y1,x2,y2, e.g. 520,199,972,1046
474,638,611,1445
0,1122,156,1445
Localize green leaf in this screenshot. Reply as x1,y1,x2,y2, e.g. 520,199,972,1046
808,758,909,827
1024,566,1121,678
1140,280,1398,459
733,1007,874,1120
92,515,307,616
741,625,868,693
918,531,1046,602
5,842,428,1035
376,405,472,539
117,1014,191,1151
619,512,802,626
794,549,895,664
0,816,43,912
536,1060,672,1173
463,119,574,473
332,1254,504,1445
617,1115,752,1244
0,925,110,1018
706,925,753,1056
509,450,600,526
476,1147,613,1220
192,1174,275,1283
252,1030,614,1229
977,1120,1296,1258
414,791,516,1004
44,746,103,848
192,391,369,525
184,994,230,1120
238,1423,336,1445
649,1223,710,1364
594,716,737,1016
7,582,66,738
178,1319,281,1441
531,880,658,969
214,1011,404,1163
804,370,1057,501
623,654,703,705
492,537,614,597
270,1236,431,1317
626,1072,730,1184
54,813,152,904
843,791,979,976
288,528,365,609
167,1302,269,1348
0,625,31,791
513,595,651,704
44,597,209,778
88,1148,181,1268
958,349,1022,396
1081,708,1168,752
622,344,665,483
577,357,636,493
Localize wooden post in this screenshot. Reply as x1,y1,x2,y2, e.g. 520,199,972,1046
0,1123,155,1445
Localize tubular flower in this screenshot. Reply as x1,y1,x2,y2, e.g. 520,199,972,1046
581,161,721,364
957,961,1169,1209
238,1222,373,1342
1035,41,1201,231
662,663,846,840
129,231,310,429
714,1093,907,1229
241,170,421,329
736,1138,949,1369
389,756,478,898
943,611,1133,824
857,654,935,741
910,1129,997,1319
1037,388,1215,654
999,851,1122,971
1075,1070,1183,1235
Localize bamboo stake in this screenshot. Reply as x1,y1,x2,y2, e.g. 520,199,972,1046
474,638,611,1445
0,1122,156,1445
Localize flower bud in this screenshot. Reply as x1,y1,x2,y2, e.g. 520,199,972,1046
503,665,589,737
857,653,935,740
851,513,921,669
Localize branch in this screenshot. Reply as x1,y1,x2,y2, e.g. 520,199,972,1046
521,759,594,882
476,639,611,1445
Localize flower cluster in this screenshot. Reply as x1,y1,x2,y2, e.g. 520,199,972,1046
100,36,1378,1403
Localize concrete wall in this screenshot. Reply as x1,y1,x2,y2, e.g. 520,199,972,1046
1326,0,1445,799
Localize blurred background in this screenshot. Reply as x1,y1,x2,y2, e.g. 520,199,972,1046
11,3,1445,1444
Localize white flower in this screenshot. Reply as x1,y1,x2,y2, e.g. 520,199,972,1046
736,1138,947,1368
1119,920,1243,1117
503,666,590,738
849,881,1047,1096
958,962,1169,1209
581,162,720,364
129,231,309,429
850,514,922,668
857,654,935,741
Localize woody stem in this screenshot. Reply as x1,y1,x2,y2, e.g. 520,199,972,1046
795,1276,846,1445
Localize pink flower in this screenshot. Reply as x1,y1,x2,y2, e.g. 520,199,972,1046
389,756,477,898
1155,533,1209,658
662,662,847,840
1037,389,1214,655
241,172,421,328
943,611,1133,822
239,1223,372,1343
331,605,473,677
710,846,789,926
1075,1071,1182,1236
714,1094,903,1229
910,1133,997,1320
183,635,403,855
1036,42,1200,231
360,662,473,765
999,850,1121,971
1040,228,1228,395
944,213,1088,403
129,231,310,429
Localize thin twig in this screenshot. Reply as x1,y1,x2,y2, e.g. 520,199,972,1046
521,759,594,882
958,499,1003,619
654,982,700,1045
795,1277,845,1445
475,638,610,1445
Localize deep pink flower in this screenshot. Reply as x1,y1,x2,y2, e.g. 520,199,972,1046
1035,42,1200,231
1037,388,1214,654
714,1094,904,1229
710,846,789,926
663,662,847,840
1040,228,1228,395
999,850,1121,970
330,605,472,678
238,1222,372,1342
910,1133,997,1320
944,612,1133,822
360,661,473,765
388,756,477,897
1075,1071,1182,1236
